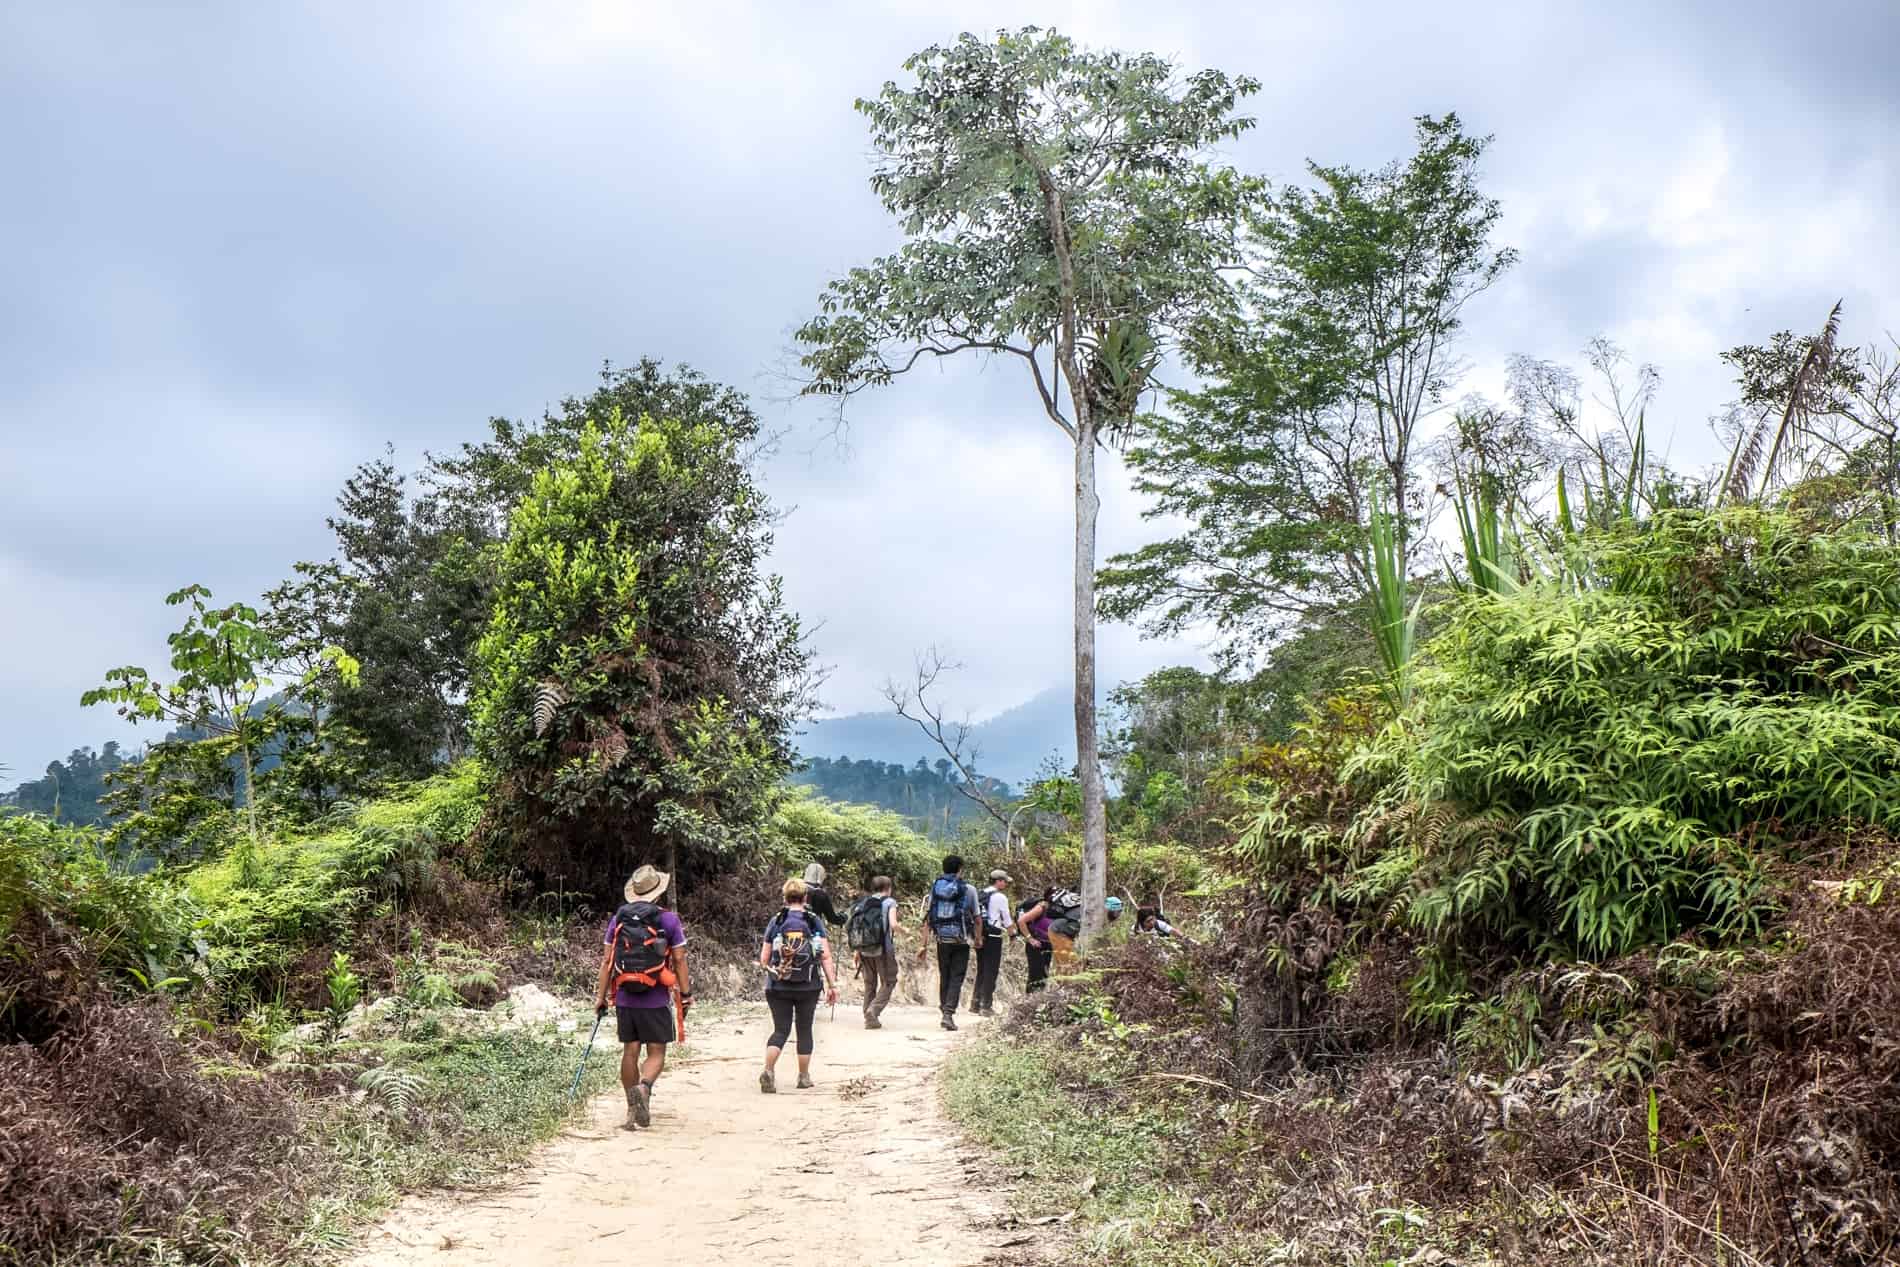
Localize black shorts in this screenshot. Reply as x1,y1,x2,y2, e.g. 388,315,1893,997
616,1004,675,1045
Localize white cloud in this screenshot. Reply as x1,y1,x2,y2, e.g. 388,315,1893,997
3,0,1897,783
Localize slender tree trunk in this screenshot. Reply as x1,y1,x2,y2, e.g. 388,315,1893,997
1073,418,1109,945
1031,160,1108,946
239,734,258,839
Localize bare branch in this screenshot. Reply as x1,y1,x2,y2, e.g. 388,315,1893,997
881,647,1011,829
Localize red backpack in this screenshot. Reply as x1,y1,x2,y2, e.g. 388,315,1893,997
610,902,675,994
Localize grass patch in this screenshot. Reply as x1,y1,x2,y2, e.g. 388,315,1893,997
289,1020,621,1257
942,1032,1230,1264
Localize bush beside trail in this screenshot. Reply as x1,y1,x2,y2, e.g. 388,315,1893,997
959,508,1900,1266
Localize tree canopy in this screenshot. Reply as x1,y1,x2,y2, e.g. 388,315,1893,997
797,26,1258,942
1101,114,1514,662
470,412,809,896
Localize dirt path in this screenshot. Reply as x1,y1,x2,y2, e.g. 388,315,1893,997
348,1003,1000,1267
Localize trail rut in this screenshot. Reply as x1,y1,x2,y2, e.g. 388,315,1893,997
348,1003,1000,1267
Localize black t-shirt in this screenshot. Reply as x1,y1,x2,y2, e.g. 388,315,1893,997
806,884,844,926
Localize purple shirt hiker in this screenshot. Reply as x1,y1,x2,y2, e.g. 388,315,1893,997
604,907,687,1007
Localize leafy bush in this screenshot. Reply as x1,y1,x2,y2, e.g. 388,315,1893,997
0,814,203,1033
469,413,807,897
1241,508,1900,962
764,788,940,889
185,764,485,996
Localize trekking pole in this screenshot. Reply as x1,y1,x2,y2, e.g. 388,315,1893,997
567,1011,605,1107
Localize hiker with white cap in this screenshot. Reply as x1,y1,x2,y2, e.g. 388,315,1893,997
969,869,1013,1016
593,864,690,1130
801,861,844,928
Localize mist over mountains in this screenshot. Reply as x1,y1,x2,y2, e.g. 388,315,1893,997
793,686,1075,788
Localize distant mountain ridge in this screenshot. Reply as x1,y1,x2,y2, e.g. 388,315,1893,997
794,686,1075,788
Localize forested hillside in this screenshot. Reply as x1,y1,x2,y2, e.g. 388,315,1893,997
796,684,1077,788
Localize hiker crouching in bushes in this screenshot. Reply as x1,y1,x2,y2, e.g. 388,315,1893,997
759,878,838,1092
917,854,982,1030
845,875,901,1028
1017,889,1054,992
1016,888,1121,977
594,864,691,1130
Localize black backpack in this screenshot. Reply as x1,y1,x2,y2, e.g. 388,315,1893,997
1043,888,1083,938
610,901,672,994
977,886,1009,934
766,908,824,988
846,895,889,952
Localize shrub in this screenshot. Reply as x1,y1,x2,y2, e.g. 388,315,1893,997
1238,508,1900,964
764,788,940,890
0,814,203,1037
185,764,487,999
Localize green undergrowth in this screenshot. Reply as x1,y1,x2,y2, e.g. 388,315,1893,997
944,1031,1273,1266
291,1024,620,1258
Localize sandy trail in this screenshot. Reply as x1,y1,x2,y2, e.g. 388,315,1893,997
348,1002,1000,1267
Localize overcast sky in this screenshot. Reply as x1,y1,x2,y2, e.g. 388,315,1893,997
3,0,1897,786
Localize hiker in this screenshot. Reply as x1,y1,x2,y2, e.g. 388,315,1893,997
758,877,838,1092
1016,888,1117,974
844,874,901,1028
1136,906,1179,938
1020,885,1084,972
801,861,844,927
1016,888,1054,993
915,853,981,1030
593,864,691,1130
969,869,1012,1016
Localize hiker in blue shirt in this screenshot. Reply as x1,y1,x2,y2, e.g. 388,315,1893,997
915,854,982,1031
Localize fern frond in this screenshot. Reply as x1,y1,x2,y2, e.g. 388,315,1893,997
358,1065,427,1113
592,728,630,767
531,679,570,737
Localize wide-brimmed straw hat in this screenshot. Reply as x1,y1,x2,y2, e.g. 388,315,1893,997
624,865,670,903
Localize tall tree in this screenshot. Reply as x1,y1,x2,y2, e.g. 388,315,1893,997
317,360,763,781
796,27,1257,943
82,585,282,842
470,413,810,897
1101,114,1514,662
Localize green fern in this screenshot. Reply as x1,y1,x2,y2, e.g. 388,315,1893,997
531,678,569,737
358,1065,428,1113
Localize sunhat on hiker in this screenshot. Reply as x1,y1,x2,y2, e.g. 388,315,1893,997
625,865,669,904
803,862,827,886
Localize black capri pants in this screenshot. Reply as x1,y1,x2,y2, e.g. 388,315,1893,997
766,991,820,1054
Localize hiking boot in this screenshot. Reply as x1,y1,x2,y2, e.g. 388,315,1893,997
624,1083,641,1130
941,1013,958,1032
632,1081,652,1128
759,1069,776,1094
864,1016,882,1030
796,1072,814,1089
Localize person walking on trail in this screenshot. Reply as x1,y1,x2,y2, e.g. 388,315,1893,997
593,864,691,1131
916,854,981,1031
759,877,838,1093
801,861,844,927
970,869,1012,1016
1016,888,1055,993
845,874,901,1029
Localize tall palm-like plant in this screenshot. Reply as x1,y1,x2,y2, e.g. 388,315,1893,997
1368,486,1421,709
